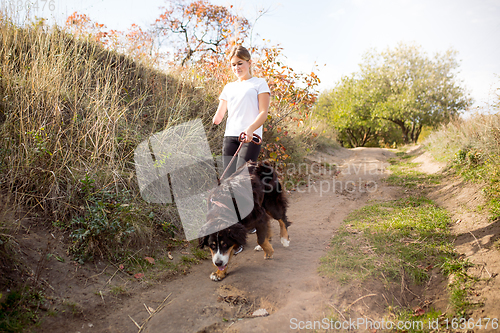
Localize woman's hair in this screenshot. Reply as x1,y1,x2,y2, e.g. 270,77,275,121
228,45,251,62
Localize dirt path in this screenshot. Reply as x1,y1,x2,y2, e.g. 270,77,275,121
37,147,400,333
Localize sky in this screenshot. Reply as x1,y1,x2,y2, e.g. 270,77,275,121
5,0,500,109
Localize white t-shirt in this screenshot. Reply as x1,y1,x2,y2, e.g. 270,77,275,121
219,77,270,137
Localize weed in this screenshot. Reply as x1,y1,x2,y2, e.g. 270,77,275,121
0,287,45,332
181,255,199,266
439,257,473,277
386,160,440,188
61,300,82,316
109,285,128,296
64,189,136,263
191,247,210,260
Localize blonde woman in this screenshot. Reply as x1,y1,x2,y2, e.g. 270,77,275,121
212,45,271,179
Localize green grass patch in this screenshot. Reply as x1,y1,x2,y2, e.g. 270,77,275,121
109,285,128,296
386,158,440,188
191,246,210,261
320,195,479,325
321,149,483,326
320,196,454,285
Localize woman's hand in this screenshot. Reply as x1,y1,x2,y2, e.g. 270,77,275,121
242,128,254,143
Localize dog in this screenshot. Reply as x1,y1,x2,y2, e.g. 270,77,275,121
198,161,291,281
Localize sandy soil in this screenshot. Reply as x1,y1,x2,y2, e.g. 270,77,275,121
5,146,499,333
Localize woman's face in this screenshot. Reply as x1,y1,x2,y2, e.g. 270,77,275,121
230,56,251,80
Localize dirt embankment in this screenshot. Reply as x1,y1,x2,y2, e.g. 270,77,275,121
413,146,500,320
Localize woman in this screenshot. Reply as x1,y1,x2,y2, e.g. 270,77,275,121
212,45,271,179
212,45,270,253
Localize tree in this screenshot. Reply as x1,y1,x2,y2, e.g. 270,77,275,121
66,13,158,64
315,75,381,147
316,43,472,145
152,0,250,66
361,43,472,143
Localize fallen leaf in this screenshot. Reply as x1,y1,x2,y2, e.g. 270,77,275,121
145,257,155,264
134,273,144,279
119,264,124,270
168,252,173,260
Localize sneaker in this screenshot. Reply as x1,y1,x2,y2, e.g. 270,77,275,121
234,245,244,255
248,228,257,234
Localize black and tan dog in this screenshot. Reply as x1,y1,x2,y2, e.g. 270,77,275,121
199,161,291,281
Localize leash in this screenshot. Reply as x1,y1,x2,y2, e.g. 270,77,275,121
219,132,262,183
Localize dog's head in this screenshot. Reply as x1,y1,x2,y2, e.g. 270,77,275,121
199,222,246,270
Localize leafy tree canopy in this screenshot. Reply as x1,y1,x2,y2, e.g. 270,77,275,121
316,42,473,146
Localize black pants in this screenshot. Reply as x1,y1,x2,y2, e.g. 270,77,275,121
222,136,261,178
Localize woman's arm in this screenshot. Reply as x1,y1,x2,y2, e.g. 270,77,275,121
213,99,227,125
243,92,270,142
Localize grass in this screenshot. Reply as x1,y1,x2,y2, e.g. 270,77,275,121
191,246,210,260
109,285,128,296
424,112,500,221
386,159,440,189
0,14,218,262
319,196,454,285
0,287,45,332
320,149,481,329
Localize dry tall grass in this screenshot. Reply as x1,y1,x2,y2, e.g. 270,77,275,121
424,110,500,219
424,112,500,162
0,15,223,224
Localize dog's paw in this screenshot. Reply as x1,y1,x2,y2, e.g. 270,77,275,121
264,253,274,260
254,245,263,251
281,237,290,247
210,272,222,281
